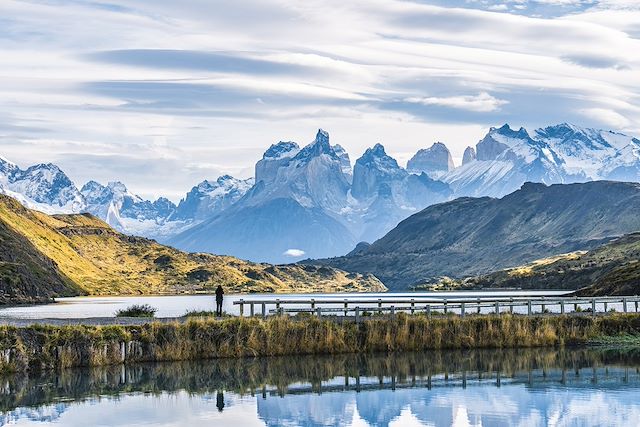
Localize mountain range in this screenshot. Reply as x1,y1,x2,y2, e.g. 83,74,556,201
1,123,640,264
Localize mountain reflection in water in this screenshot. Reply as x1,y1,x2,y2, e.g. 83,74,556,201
1,347,640,426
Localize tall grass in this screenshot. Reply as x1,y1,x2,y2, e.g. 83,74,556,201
1,313,640,372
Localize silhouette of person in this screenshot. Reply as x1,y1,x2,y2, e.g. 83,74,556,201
216,391,225,412
215,285,224,317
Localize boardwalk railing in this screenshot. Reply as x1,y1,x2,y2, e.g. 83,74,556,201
233,295,640,320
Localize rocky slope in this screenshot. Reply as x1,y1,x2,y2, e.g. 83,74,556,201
0,194,385,303
319,181,640,290
446,232,640,296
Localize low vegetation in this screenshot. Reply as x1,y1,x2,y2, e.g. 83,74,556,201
115,304,157,318
2,313,640,372
0,194,386,303
416,232,640,296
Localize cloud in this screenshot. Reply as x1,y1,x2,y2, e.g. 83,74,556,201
282,249,306,257
580,107,631,129
404,92,508,113
561,53,629,69
0,0,639,198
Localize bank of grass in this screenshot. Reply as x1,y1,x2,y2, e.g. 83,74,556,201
1,313,640,372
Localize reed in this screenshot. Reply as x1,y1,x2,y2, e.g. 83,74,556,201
1,313,639,372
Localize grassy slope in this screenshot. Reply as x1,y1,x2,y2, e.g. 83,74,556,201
463,232,640,295
0,195,386,299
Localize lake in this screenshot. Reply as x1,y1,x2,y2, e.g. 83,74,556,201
1,347,639,426
0,291,571,319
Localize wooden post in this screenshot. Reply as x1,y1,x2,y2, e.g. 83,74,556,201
262,303,266,318
311,299,315,310
623,298,628,313
250,303,254,317
509,298,514,314
316,307,321,317
527,300,532,316
378,299,382,315
426,305,431,317
390,306,395,318
477,298,481,314
541,296,545,313
604,302,608,312
461,302,465,317
355,307,360,324
344,299,348,316
635,299,638,313
592,298,596,315
276,299,280,314
495,300,500,315
444,299,448,314
239,299,244,317
560,300,565,314
410,299,415,315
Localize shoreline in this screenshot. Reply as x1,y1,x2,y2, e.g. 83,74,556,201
1,313,640,373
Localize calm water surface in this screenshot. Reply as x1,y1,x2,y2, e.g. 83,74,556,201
1,347,639,426
0,291,571,319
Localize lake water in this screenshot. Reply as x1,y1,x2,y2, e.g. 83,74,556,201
1,347,639,426
0,291,571,319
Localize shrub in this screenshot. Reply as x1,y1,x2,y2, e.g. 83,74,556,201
115,304,157,318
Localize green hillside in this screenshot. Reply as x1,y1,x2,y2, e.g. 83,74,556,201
0,195,385,304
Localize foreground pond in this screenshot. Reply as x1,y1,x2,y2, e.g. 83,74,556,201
1,347,639,426
0,291,570,319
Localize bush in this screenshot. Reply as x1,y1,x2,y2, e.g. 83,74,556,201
115,304,157,318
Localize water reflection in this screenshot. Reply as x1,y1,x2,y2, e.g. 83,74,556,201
1,347,640,426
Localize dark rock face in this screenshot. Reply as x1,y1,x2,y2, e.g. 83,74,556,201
319,181,640,290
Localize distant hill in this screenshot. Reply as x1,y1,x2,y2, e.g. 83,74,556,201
452,232,640,295
0,195,385,304
318,181,640,290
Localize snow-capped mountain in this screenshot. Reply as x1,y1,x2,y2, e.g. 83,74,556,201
169,129,356,262
352,143,452,242
0,155,253,241
0,161,84,214
170,130,452,262
173,175,254,222
443,124,577,197
536,123,640,182
80,180,183,238
406,142,454,176
443,123,640,198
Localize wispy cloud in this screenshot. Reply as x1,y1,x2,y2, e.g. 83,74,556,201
404,93,508,113
0,0,639,199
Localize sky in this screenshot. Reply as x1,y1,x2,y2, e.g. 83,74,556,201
1,0,639,201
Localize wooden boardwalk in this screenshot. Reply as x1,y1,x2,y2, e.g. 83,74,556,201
234,295,640,320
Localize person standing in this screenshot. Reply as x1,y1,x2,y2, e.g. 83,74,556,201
215,285,224,317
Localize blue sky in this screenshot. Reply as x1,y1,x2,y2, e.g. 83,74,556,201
1,0,639,200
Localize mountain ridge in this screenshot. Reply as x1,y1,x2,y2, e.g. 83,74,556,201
317,180,640,290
